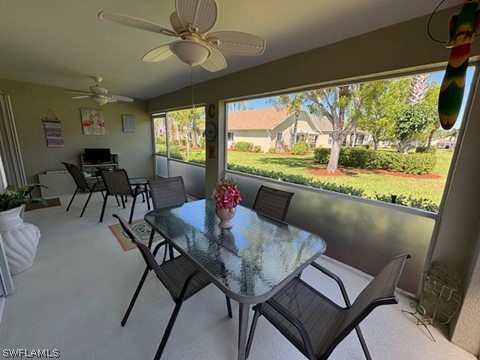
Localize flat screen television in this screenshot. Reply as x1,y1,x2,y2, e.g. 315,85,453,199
84,148,112,164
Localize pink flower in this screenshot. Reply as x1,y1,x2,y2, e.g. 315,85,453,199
212,178,242,208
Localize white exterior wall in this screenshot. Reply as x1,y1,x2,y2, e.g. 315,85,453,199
229,130,270,151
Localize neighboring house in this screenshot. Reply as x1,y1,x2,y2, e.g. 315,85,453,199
227,107,368,152
227,108,324,152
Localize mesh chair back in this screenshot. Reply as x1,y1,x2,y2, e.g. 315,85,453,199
253,185,294,221
62,162,91,191
99,168,133,196
334,254,410,347
149,177,188,210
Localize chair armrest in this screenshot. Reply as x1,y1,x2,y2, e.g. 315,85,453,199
152,240,168,257
311,262,352,307
267,298,317,359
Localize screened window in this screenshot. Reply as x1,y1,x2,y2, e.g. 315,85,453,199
153,107,206,164
226,67,475,212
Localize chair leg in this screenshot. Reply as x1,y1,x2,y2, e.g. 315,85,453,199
99,194,109,222
80,190,94,217
66,188,79,211
246,305,262,358
148,229,156,249
128,193,138,224
154,301,184,360
226,295,233,318
121,267,150,327
354,325,372,360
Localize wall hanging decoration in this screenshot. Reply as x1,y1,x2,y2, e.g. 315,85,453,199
80,108,106,135
434,0,479,130
42,109,64,147
122,114,135,133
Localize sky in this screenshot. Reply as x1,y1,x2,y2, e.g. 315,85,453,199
238,67,475,130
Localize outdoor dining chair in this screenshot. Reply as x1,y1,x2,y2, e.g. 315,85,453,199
113,214,232,360
253,185,294,221
246,253,410,360
98,168,146,223
61,162,105,217
147,177,188,249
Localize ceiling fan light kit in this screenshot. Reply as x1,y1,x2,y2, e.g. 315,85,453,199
92,96,109,106
99,0,266,72
170,40,211,66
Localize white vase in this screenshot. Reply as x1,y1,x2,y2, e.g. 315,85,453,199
0,205,41,274
216,207,236,229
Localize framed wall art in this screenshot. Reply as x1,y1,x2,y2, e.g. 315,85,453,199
122,114,135,133
80,108,106,135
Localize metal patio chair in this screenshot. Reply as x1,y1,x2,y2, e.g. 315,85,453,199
147,177,188,249
253,185,294,221
113,214,232,360
61,162,105,217
246,254,411,360
98,168,145,223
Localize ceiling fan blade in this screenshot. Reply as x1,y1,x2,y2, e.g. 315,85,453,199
207,31,266,55
72,95,91,99
98,11,177,37
200,47,227,72
109,94,134,103
175,0,217,34
68,90,93,95
143,44,174,62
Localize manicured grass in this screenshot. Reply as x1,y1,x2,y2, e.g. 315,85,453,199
227,149,454,204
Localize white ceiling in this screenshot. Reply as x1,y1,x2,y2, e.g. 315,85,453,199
0,0,459,101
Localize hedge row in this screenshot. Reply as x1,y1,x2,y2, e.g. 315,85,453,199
228,163,439,212
313,147,436,175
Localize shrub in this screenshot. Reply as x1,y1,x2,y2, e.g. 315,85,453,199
416,146,436,154
313,147,330,163
187,151,205,163
252,145,262,153
404,153,436,174
228,163,364,197
198,136,206,148
268,147,276,154
339,147,371,167
291,142,310,155
227,162,437,212
313,147,435,174
235,142,253,152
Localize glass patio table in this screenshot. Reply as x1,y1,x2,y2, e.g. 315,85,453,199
144,199,327,360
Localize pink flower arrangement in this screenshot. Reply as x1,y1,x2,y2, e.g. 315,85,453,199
212,178,242,209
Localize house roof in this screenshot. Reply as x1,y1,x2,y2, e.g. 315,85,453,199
227,108,290,130
228,107,330,134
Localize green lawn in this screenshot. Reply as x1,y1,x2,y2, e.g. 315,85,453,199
227,149,453,205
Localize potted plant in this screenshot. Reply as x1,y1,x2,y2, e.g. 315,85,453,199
0,184,47,274
212,178,242,229
0,184,47,212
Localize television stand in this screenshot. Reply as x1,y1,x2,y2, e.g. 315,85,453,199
80,153,119,177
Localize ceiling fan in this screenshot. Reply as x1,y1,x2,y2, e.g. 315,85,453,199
98,0,266,72
69,76,134,106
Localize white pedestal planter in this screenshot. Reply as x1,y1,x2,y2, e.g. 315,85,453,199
0,205,41,275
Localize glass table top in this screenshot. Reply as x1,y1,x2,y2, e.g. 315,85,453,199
144,199,327,303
